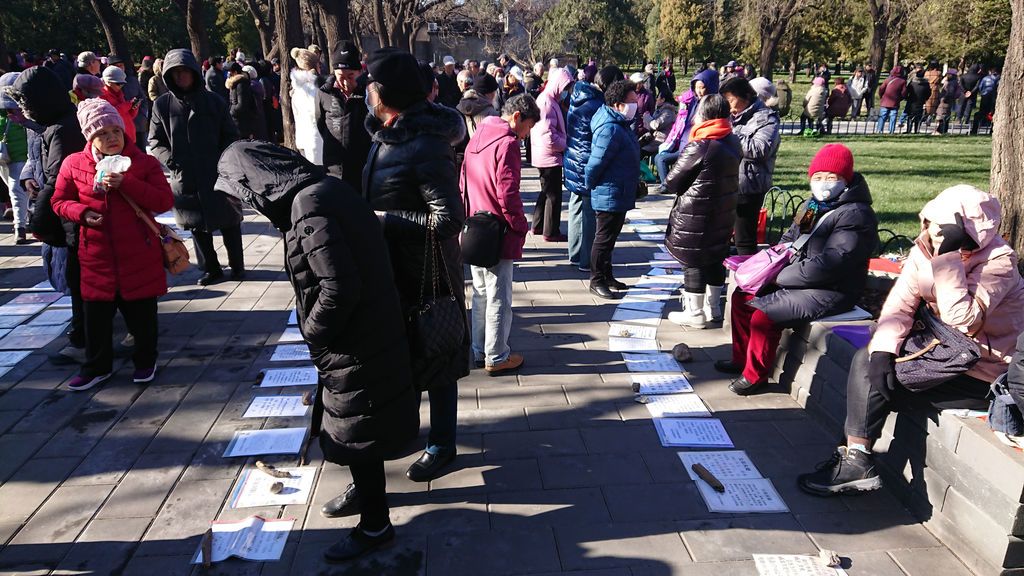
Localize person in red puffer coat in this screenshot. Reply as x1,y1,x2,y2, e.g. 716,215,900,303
98,66,140,144
51,98,173,392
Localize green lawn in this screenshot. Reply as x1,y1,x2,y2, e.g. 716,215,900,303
773,136,993,239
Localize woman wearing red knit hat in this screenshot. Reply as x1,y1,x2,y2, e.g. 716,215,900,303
715,143,879,395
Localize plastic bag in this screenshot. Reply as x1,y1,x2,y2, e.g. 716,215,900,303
94,154,132,193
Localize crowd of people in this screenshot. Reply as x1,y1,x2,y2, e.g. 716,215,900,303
0,42,1022,563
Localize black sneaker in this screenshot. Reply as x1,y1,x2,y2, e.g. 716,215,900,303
798,446,882,497
322,524,395,563
320,482,359,518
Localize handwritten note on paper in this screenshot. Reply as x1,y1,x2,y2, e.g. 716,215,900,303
608,337,659,353
609,323,658,340
631,374,693,394
28,308,74,326
644,394,711,418
260,366,318,388
679,451,763,481
243,396,309,418
270,344,311,362
223,428,307,457
622,352,681,373
277,327,304,344
192,516,294,564
611,308,662,327
753,554,848,576
696,478,789,513
653,418,734,448
228,467,317,508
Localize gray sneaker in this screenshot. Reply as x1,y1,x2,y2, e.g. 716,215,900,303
798,446,882,496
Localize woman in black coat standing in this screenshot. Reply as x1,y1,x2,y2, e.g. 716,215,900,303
362,48,469,483
664,95,742,329
216,141,420,562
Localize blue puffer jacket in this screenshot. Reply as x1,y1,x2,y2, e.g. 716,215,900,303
563,82,604,197
585,105,641,213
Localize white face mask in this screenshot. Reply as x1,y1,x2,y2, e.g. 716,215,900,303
810,179,846,202
619,102,637,121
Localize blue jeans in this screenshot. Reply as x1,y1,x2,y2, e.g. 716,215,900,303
567,193,596,268
876,107,898,133
654,150,680,185
470,259,514,366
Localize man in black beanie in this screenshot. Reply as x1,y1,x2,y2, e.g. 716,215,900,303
315,41,371,192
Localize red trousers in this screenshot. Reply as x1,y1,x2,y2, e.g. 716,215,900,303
730,289,784,384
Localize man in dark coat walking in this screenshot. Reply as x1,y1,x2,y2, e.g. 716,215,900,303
217,140,419,562
150,48,243,286
435,55,461,108
315,42,371,192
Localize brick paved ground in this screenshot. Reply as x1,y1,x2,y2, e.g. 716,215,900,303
0,166,976,575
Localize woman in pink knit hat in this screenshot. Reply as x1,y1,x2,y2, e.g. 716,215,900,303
716,143,879,395
51,98,174,392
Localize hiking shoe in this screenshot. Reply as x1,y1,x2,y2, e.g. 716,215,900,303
798,446,882,496
67,373,111,392
486,353,524,376
133,366,157,383
322,524,395,563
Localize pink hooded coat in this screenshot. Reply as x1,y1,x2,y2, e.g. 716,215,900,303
460,116,529,260
870,185,1024,382
529,67,572,168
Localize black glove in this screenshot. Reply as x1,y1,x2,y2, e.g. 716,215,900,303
937,213,977,254
868,351,898,402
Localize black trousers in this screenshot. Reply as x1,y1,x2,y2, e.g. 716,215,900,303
683,263,726,293
905,111,923,134
533,166,563,237
734,198,763,256
67,247,85,348
844,348,990,440
192,225,244,273
349,458,389,531
590,211,625,286
82,296,158,377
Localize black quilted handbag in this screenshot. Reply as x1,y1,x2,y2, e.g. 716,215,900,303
406,217,465,384
895,302,981,391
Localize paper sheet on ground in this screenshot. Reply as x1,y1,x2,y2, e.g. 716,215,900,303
191,516,293,564
621,289,672,303
228,467,317,508
260,366,318,387
622,352,681,373
49,296,73,308
616,300,664,314
632,225,662,234
0,366,13,379
609,323,657,340
627,219,655,225
29,280,54,291
223,428,306,457
0,303,47,317
648,259,683,269
0,315,29,329
631,374,693,394
0,351,32,366
277,327,304,344
753,554,849,576
243,396,309,418
679,451,763,481
653,252,674,261
9,292,63,305
28,308,74,326
697,478,788,513
654,418,733,447
638,233,664,241
287,309,298,325
608,336,659,353
611,308,662,327
636,278,683,291
0,323,68,350
270,344,311,362
643,394,710,418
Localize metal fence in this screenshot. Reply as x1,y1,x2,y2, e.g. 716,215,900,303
777,113,993,137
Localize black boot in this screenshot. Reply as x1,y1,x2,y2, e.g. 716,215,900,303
589,283,619,300
322,524,395,563
608,279,628,291
320,483,359,518
797,446,882,496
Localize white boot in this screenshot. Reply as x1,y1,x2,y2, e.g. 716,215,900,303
668,293,706,328
704,285,725,323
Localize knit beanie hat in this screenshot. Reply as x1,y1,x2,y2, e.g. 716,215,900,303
73,74,104,99
812,76,825,86
290,47,319,71
472,72,499,95
748,77,776,101
0,72,21,109
331,41,361,71
366,48,426,100
808,143,854,183
242,65,258,80
102,66,127,85
77,97,125,141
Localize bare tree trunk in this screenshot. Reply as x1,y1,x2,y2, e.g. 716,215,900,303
991,0,1024,263
244,0,274,56
275,0,304,149
313,0,350,54
89,0,134,70
867,0,888,91
371,0,389,48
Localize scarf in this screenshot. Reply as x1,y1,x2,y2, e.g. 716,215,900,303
689,118,732,142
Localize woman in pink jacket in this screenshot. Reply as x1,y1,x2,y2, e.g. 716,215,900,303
799,185,1024,497
528,67,573,241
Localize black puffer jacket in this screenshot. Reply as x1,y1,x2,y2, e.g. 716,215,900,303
227,74,265,140
363,101,470,391
216,141,419,464
315,79,371,193
750,173,879,326
149,49,241,232
11,66,84,247
664,133,742,267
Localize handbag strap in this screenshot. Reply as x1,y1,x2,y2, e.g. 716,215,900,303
792,205,842,252
119,190,162,238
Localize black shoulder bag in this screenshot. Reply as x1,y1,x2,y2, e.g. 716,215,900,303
459,156,507,269
894,301,982,391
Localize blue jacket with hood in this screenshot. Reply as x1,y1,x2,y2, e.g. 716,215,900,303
563,82,604,197
585,105,640,213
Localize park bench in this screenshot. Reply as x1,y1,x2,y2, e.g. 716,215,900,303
719,188,1024,574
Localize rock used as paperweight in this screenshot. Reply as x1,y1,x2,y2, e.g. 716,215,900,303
672,343,693,363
